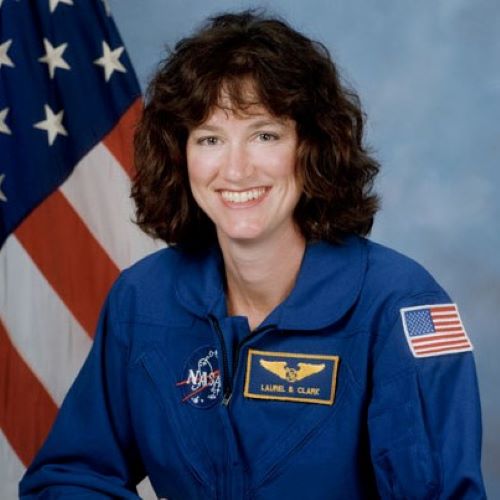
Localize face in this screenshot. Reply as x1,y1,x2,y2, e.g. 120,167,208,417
186,104,302,248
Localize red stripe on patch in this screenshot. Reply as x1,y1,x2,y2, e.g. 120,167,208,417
434,327,464,333
414,339,472,351
415,343,472,355
431,305,457,313
412,333,466,344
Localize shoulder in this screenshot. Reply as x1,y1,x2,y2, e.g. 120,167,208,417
354,238,454,341
119,245,183,294
106,246,193,326
121,246,183,286
363,238,444,299
357,239,476,361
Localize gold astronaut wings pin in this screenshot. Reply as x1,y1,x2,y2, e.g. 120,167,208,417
259,360,326,382
244,350,339,405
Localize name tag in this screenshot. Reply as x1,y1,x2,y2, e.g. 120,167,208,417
243,349,339,405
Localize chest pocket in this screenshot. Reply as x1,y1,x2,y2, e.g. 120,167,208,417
232,354,362,492
134,347,217,498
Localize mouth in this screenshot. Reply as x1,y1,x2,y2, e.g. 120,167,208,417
219,187,269,205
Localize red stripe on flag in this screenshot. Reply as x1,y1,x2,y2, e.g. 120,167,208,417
0,320,58,466
434,326,465,333
15,190,119,336
431,305,457,313
103,98,143,178
413,338,471,351
412,333,467,344
433,320,460,327
415,343,472,355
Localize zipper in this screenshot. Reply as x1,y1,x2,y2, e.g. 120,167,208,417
208,316,277,498
208,314,276,405
208,315,231,404
233,324,276,377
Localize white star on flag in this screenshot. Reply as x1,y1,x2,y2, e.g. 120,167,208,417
0,39,15,69
33,104,68,146
48,0,73,13
38,38,71,79
0,173,7,202
94,41,126,81
0,108,11,135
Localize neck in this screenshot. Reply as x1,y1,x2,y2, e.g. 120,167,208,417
218,227,306,330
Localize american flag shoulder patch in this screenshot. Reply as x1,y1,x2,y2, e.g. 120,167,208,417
400,303,473,358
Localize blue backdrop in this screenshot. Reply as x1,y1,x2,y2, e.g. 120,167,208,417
110,0,499,495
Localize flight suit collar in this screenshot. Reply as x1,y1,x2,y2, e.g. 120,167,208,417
175,235,368,330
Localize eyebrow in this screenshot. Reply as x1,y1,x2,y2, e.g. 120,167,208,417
191,124,221,133
192,118,287,133
249,119,286,129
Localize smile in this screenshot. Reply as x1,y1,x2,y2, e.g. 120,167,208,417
219,187,268,204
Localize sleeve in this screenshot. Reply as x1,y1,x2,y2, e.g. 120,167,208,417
368,292,487,500
19,280,145,499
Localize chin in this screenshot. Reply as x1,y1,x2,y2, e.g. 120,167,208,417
224,232,263,243
216,225,265,244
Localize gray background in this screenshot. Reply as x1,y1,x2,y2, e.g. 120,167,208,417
109,0,499,495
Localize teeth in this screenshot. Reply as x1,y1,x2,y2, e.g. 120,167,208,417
220,188,267,203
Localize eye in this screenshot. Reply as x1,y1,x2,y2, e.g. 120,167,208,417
197,136,219,146
258,132,278,142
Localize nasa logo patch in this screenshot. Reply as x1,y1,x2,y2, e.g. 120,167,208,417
176,346,222,408
244,349,340,405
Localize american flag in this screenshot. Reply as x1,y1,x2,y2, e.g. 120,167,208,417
400,303,473,358
0,1,160,497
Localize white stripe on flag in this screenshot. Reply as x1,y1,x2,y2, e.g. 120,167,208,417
0,236,92,406
60,143,163,271
0,429,25,499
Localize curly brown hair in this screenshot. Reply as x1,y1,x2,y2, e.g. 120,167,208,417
132,10,380,248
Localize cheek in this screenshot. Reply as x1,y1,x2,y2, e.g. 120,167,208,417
187,153,219,187
186,160,217,214
186,165,205,209
272,147,297,175
272,153,300,188
186,144,205,181
187,162,208,195
187,175,207,210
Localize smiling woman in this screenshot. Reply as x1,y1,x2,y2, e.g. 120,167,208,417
131,11,379,250
186,102,303,328
20,9,486,500
186,104,301,246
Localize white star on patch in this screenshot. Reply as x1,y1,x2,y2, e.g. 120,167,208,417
38,38,71,79
0,39,14,69
33,104,68,146
0,108,11,135
94,41,126,82
48,0,73,13
0,173,7,202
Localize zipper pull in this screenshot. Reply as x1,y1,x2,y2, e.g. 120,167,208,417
222,391,232,406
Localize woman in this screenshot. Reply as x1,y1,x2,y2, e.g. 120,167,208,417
20,11,485,499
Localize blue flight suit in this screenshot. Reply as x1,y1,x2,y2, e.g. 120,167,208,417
19,236,486,499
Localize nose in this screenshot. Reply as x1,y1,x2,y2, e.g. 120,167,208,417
220,143,254,183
